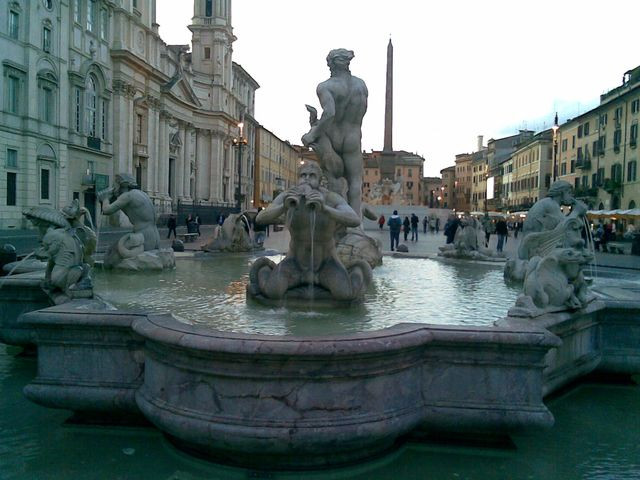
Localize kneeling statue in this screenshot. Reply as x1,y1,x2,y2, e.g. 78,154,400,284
247,161,372,303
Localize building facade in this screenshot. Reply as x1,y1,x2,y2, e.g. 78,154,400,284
363,150,425,205
254,126,300,208
0,0,259,229
503,130,553,210
453,153,472,212
439,165,455,209
556,66,640,211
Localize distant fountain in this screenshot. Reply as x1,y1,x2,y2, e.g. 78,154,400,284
98,173,175,271
438,215,505,262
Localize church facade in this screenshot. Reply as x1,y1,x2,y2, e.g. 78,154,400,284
0,0,258,229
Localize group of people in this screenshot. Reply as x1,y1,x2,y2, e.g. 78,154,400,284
166,213,203,239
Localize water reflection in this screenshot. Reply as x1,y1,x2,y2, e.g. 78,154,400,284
94,256,520,336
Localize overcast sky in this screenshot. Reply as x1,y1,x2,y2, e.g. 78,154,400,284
156,0,640,177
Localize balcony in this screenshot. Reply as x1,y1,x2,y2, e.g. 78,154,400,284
576,159,592,170
574,186,598,198
603,178,621,194
87,136,101,151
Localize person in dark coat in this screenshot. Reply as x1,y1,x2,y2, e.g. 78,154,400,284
444,215,460,244
410,213,419,241
195,214,202,236
403,216,410,242
387,210,402,251
167,215,177,239
495,218,508,253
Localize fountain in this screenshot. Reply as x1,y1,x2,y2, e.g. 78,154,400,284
0,50,639,471
438,214,506,262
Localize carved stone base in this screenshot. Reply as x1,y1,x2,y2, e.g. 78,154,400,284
336,229,383,269
108,249,175,271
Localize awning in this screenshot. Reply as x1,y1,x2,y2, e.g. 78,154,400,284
587,209,640,219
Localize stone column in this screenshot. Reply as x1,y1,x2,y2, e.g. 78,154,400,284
158,111,170,197
146,100,159,193
209,131,221,203
184,127,194,200
195,129,208,201
176,124,185,199
112,81,134,174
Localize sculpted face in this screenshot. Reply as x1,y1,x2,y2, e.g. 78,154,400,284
298,163,321,190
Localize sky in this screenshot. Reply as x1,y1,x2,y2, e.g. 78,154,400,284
156,0,640,177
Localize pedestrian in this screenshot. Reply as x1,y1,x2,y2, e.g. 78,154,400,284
167,214,177,239
195,214,202,237
186,213,193,227
444,215,460,244
387,210,402,251
594,224,604,251
435,217,440,233
217,213,225,226
482,214,494,247
403,216,410,242
429,216,436,233
495,218,508,253
378,214,386,230
423,215,428,234
410,213,419,241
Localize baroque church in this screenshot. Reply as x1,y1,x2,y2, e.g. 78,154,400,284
0,0,258,229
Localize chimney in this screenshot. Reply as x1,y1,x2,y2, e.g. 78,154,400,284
477,135,484,151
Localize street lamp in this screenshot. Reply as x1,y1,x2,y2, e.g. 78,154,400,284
232,122,248,212
552,112,559,182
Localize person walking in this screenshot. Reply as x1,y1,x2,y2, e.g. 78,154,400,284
410,213,419,241
195,214,202,237
167,214,177,239
495,218,508,253
423,215,428,234
387,210,402,251
403,216,410,242
378,214,385,230
435,217,440,233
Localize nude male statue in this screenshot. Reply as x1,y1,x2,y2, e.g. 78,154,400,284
99,173,160,251
302,48,368,220
523,180,587,235
249,161,370,301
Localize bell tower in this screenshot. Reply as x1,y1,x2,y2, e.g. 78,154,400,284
189,0,236,84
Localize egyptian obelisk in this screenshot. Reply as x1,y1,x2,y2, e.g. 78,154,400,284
380,38,396,181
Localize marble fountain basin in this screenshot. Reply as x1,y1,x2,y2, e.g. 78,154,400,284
3,255,640,468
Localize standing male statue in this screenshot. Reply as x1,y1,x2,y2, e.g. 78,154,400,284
302,48,368,220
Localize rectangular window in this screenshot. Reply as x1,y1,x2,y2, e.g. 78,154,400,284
592,173,597,186
572,135,576,148
205,0,213,16
627,161,637,182
43,26,51,53
582,175,588,187
75,89,81,132
101,99,107,139
611,164,622,183
615,106,623,122
6,172,17,206
597,168,604,186
577,147,583,161
632,99,640,114
592,140,598,157
631,124,638,146
599,113,608,127
577,125,583,138
570,160,575,173
136,113,143,143
584,122,590,135
561,163,567,176
9,11,19,39
40,168,50,200
42,86,53,122
74,0,81,23
100,9,108,39
6,74,20,114
6,148,17,168
614,129,622,149
204,47,211,59
561,139,568,152
87,0,94,31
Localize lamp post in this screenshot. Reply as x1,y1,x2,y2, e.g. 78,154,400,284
232,122,248,212
552,112,559,182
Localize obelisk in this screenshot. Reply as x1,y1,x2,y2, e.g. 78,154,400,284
380,38,396,182
383,38,393,152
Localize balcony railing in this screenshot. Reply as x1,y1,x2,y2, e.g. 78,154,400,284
575,186,598,198
576,159,591,170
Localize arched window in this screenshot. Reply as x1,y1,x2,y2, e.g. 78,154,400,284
86,75,97,137
630,200,636,209
205,0,213,16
